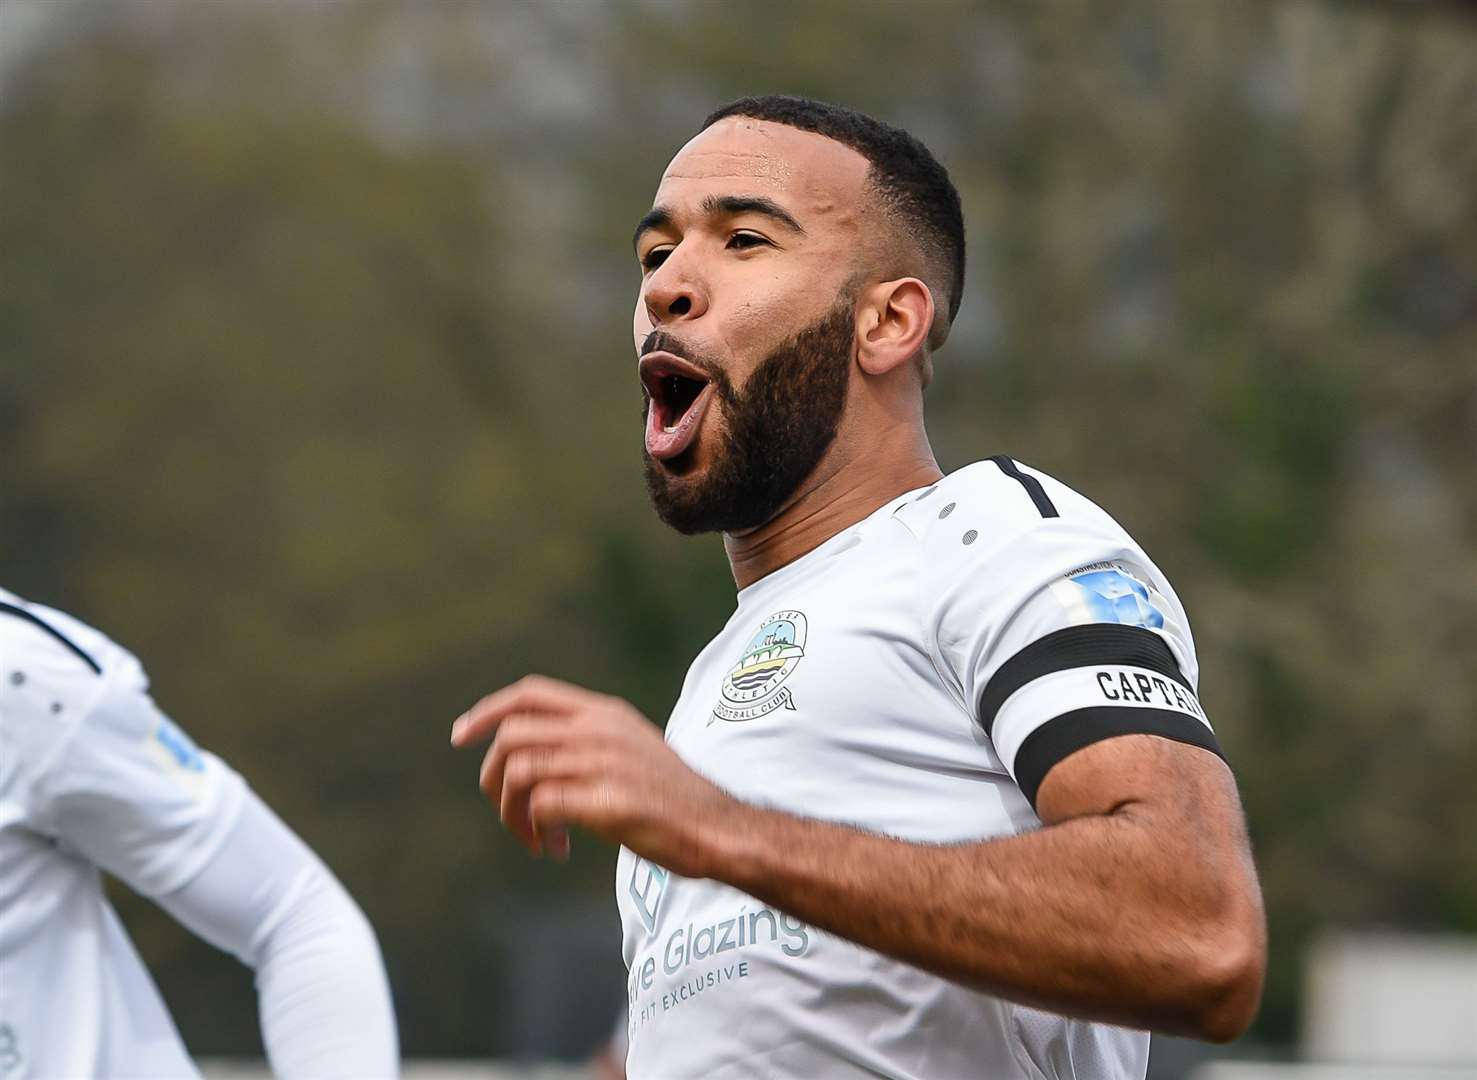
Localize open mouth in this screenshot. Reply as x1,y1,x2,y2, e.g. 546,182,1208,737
640,351,716,461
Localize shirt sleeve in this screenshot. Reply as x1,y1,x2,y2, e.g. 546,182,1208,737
924,515,1223,810
23,652,246,898
156,789,401,1079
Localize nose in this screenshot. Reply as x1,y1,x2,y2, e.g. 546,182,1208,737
642,250,708,327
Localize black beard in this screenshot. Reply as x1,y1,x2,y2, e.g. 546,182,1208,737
643,298,855,535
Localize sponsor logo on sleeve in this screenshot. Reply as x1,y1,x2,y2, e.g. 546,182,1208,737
143,717,210,798
1054,563,1167,629
152,718,205,772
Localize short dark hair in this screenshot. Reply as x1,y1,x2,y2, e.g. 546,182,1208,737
703,95,966,326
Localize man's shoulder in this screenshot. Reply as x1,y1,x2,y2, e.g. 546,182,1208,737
1,591,229,856
0,589,148,714
890,458,1121,550
1,590,105,672
884,460,1163,629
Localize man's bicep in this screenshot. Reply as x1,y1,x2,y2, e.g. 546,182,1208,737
1033,731,1243,828
1032,730,1265,982
979,617,1224,811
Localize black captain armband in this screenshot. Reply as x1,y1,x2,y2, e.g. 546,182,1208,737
976,623,1224,809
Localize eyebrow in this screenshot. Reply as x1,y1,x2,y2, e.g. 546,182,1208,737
631,194,806,252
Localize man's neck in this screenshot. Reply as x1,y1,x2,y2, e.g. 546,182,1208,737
722,447,943,591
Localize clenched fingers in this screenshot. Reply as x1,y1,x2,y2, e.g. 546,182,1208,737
528,781,604,846
477,713,575,804
495,745,589,850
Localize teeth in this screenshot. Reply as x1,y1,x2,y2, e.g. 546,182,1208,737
664,424,678,433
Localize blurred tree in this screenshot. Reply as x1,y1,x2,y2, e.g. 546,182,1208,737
1,0,1473,1059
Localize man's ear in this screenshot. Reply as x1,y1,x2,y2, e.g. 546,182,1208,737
855,277,935,377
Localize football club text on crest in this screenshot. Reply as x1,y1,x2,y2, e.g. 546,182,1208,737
712,610,807,723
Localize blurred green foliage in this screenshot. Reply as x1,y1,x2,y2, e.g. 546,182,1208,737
1,0,1473,1061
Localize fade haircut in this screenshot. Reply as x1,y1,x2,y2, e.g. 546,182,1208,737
703,95,966,326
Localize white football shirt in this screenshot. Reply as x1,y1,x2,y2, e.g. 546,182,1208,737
616,459,1222,1079
0,588,245,1079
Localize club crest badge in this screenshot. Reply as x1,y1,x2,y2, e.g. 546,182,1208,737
712,610,807,723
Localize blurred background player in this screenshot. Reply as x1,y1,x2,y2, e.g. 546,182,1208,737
0,587,399,1079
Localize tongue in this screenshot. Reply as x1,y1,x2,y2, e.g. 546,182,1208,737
645,386,709,460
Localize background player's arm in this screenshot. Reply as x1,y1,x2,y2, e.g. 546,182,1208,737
38,674,399,1079
456,676,1265,1043
154,790,400,1080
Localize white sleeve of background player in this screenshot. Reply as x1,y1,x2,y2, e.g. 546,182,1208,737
0,608,399,1077
19,641,247,896
157,791,400,1080
924,515,1222,810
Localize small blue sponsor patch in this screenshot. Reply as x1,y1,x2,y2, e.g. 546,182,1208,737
153,719,205,772
1070,569,1164,629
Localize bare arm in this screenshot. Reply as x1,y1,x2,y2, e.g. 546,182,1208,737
453,675,1265,1043
698,733,1264,1040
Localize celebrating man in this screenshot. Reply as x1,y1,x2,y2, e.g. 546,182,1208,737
453,95,1265,1079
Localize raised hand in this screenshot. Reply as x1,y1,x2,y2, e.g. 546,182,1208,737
450,675,736,875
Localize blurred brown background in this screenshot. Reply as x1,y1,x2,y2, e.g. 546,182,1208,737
1,1,1473,1074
